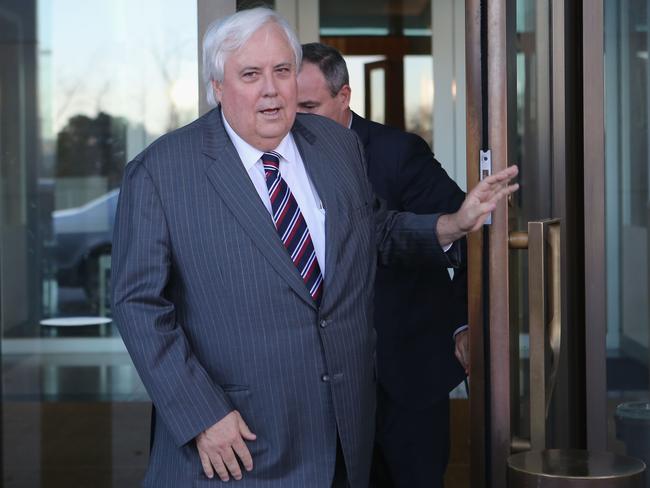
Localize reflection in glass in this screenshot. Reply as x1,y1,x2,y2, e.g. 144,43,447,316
320,0,431,37
404,55,434,147
369,67,386,124
343,55,385,117
1,0,198,485
38,0,198,325
509,0,538,445
604,0,650,461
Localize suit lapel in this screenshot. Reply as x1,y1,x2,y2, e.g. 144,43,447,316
201,109,316,309
291,118,341,305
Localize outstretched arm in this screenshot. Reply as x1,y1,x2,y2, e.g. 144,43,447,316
436,165,519,247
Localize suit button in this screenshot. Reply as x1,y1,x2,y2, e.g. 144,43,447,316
319,319,329,328
321,374,330,382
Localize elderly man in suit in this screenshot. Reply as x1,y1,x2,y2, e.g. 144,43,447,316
112,7,517,488
297,43,470,488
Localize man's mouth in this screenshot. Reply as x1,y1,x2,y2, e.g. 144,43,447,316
260,107,281,116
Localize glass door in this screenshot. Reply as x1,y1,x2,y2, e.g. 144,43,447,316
1,1,199,485
593,0,650,468
466,1,583,486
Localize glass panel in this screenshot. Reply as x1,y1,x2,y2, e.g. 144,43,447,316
508,0,554,444
1,0,198,485
369,67,386,124
604,0,650,465
320,0,431,36
344,55,386,117
405,55,434,146
315,1,469,483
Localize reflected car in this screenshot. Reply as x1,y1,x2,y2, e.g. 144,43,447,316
51,189,119,296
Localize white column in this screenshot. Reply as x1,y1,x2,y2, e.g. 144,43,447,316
275,0,319,43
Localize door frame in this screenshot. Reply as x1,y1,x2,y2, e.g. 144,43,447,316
465,1,588,485
582,0,607,452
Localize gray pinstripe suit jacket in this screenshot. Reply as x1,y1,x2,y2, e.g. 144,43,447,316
111,108,452,487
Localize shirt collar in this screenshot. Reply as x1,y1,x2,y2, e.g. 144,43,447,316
346,111,353,129
221,110,295,170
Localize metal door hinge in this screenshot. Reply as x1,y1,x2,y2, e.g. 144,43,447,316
479,149,492,225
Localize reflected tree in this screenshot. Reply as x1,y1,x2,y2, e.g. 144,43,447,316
56,111,127,189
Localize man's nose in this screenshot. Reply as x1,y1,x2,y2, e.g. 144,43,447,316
261,73,278,96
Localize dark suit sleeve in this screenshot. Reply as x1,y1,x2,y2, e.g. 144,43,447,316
396,133,469,329
397,134,465,214
349,135,460,270
397,134,468,333
111,158,234,447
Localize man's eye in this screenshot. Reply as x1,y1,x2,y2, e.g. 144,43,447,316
242,72,258,80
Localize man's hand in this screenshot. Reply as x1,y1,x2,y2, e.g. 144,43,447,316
454,329,470,376
437,165,519,247
196,410,257,481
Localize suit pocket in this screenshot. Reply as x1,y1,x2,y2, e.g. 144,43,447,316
221,384,249,393
221,386,251,415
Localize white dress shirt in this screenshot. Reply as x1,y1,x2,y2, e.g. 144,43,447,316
222,114,327,275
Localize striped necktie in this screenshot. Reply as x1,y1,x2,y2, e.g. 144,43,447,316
262,151,323,306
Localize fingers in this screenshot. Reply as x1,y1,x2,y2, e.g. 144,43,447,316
473,181,518,228
196,411,256,481
220,447,244,480
197,439,230,481
476,165,519,195
454,331,470,374
233,438,254,472
456,342,469,375
492,182,519,202
198,448,214,479
199,443,247,482
485,165,519,184
454,346,468,374
238,413,257,441
209,451,231,481
235,414,255,471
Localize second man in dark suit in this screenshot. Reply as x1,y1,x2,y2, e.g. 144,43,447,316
297,43,470,488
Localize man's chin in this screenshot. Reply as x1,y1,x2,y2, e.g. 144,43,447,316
257,119,292,136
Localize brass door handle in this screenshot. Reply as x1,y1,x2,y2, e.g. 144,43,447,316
508,219,562,452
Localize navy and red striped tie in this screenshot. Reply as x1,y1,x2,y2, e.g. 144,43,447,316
262,151,323,306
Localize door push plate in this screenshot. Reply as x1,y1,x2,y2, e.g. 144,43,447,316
480,149,492,225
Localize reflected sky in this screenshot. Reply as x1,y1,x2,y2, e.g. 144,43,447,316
38,0,198,142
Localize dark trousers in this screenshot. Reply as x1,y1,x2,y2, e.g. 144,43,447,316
369,386,451,488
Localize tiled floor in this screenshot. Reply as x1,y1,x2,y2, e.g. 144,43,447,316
3,341,150,487
3,402,150,488
1,341,647,487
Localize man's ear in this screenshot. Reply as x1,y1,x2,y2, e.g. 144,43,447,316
212,80,223,103
338,84,352,109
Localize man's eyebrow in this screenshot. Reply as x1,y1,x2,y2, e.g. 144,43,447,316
298,99,319,105
238,65,260,74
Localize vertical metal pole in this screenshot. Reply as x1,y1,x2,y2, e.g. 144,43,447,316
465,0,486,485
583,0,607,452
486,0,514,485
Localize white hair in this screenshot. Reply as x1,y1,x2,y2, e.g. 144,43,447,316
202,7,302,107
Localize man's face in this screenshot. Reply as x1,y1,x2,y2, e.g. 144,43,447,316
213,23,297,151
297,62,350,127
